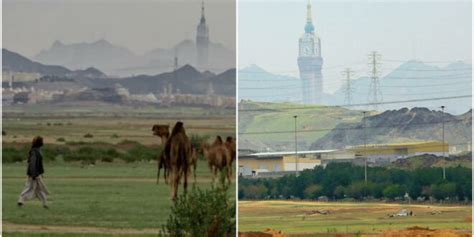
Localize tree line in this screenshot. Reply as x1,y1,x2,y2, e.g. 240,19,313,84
238,163,471,202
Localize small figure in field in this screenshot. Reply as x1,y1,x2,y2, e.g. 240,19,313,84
17,136,50,208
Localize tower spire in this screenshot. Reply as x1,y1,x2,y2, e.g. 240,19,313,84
304,0,314,33
306,0,312,23
200,1,206,23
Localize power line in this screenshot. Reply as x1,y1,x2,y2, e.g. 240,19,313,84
240,142,471,153
238,65,472,76
238,95,472,112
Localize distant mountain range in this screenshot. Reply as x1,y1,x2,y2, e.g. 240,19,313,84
34,39,235,76
70,65,235,96
2,48,106,79
327,60,472,115
239,61,472,114
310,107,472,151
2,48,235,97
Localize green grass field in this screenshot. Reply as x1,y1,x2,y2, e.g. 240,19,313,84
3,162,235,236
2,106,235,145
3,109,236,236
238,200,471,235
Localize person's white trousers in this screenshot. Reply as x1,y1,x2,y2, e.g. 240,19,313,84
18,176,49,206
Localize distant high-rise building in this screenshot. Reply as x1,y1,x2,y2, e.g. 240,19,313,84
297,0,323,104
196,1,209,70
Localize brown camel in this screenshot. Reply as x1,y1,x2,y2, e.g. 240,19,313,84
189,147,199,183
165,121,193,200
225,136,236,165
201,136,233,183
152,124,170,184
152,124,170,145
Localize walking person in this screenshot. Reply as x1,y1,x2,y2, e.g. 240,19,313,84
17,136,50,208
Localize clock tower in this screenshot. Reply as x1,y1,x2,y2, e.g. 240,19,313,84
196,1,209,70
297,0,323,104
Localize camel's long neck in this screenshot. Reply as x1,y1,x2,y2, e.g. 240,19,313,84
160,135,169,146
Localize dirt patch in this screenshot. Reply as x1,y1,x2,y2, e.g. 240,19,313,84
376,226,471,237
239,229,286,237
3,222,161,235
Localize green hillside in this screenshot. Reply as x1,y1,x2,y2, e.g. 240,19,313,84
238,101,367,151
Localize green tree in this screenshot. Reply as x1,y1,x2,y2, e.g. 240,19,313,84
334,185,346,199
383,184,404,200
304,184,323,199
346,181,369,200
431,182,457,201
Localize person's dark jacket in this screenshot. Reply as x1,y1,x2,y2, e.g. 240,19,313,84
27,147,44,179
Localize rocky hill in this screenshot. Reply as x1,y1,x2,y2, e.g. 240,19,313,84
389,152,472,169
310,107,472,151
116,65,235,96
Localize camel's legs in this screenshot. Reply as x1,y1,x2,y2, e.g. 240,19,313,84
227,166,232,184
193,164,197,184
183,167,188,195
171,166,179,201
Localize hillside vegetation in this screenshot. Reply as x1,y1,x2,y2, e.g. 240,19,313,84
238,101,365,151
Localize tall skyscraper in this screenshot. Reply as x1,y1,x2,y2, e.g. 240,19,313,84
297,0,323,104
196,1,209,70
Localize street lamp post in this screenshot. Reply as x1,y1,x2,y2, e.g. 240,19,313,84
294,115,298,176
363,111,367,184
441,105,446,179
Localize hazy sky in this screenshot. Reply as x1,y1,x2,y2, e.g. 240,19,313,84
239,0,472,93
3,0,236,58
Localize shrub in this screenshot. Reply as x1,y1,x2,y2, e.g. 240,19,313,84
101,156,114,163
160,173,235,237
111,134,119,139
84,133,94,138
56,137,66,142
126,144,157,162
42,146,71,162
3,147,25,163
63,146,98,164
190,134,210,150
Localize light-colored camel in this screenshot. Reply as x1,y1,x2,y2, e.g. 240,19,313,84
165,121,193,200
152,124,170,184
201,136,233,183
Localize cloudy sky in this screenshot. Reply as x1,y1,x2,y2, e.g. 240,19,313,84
3,0,236,58
239,0,472,93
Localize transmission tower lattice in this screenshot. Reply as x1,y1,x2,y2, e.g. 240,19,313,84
342,68,355,105
368,51,382,110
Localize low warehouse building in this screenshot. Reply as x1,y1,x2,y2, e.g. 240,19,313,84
238,150,356,177
348,141,449,165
